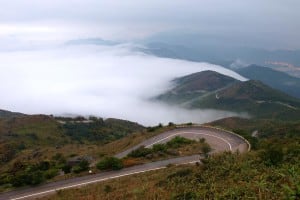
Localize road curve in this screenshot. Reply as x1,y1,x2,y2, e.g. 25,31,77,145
0,126,249,200
115,126,248,158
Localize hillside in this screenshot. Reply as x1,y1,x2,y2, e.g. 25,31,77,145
0,109,25,119
192,80,300,120
158,71,300,120
42,118,300,200
0,113,145,191
237,65,300,98
157,70,238,104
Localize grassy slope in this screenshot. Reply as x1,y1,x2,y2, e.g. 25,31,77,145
0,114,147,191
191,80,300,120
44,154,300,200
158,70,300,121
44,125,300,200
157,70,238,104
237,65,300,98
0,109,25,119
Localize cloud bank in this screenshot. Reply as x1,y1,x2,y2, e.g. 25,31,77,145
0,44,247,125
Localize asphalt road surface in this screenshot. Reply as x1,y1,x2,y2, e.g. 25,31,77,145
0,126,249,200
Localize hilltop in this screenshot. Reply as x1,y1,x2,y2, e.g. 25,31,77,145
158,71,300,120
157,70,238,104
0,109,25,119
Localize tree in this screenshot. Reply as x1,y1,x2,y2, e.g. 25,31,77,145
201,143,212,158
262,146,283,166
96,157,123,170
62,164,72,174
72,160,90,173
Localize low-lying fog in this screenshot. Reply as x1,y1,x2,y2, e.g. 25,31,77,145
0,44,247,126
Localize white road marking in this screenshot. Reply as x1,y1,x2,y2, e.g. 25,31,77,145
7,128,240,200
11,167,166,200
10,159,200,200
145,131,232,151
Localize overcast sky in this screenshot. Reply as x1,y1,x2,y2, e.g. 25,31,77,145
0,1,298,125
0,0,299,49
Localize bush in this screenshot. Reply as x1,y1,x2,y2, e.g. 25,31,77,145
166,136,193,148
233,129,258,150
44,168,59,179
199,138,206,143
146,127,156,132
261,146,284,166
168,122,175,126
62,164,72,174
52,153,66,164
72,160,90,173
104,185,113,193
168,168,193,179
152,144,167,152
38,161,50,171
11,170,45,187
128,146,153,158
97,157,123,170
201,143,212,157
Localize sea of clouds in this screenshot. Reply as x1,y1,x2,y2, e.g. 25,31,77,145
0,43,247,126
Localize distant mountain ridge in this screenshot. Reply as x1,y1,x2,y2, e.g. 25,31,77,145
158,71,300,121
0,109,25,118
65,38,119,46
237,65,300,98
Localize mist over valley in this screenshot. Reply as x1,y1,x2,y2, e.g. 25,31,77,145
0,43,247,126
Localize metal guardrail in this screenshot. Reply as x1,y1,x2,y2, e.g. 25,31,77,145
175,124,251,152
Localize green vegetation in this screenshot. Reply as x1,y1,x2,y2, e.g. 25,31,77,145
166,136,193,148
127,136,195,158
158,70,300,121
61,117,143,143
0,116,181,191
126,136,212,162
44,122,300,200
237,65,300,98
0,114,144,191
1,160,58,187
0,109,24,119
157,70,237,104
191,80,300,120
0,152,93,188
96,157,123,170
72,160,89,173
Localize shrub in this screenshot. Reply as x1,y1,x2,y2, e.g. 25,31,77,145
72,160,89,173
44,168,59,179
261,146,284,166
168,168,193,179
62,164,72,174
104,185,113,193
166,136,193,148
128,146,153,158
152,144,167,152
146,127,156,132
199,138,206,143
96,157,123,170
11,170,45,187
168,122,175,126
201,143,212,158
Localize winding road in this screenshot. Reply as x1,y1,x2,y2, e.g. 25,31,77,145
0,126,249,200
